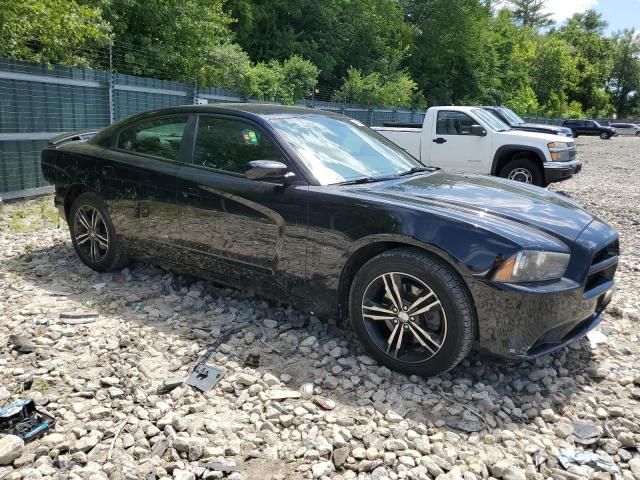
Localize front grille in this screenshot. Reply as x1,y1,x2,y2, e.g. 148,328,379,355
585,240,619,293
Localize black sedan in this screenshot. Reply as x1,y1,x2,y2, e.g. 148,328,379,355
41,104,619,376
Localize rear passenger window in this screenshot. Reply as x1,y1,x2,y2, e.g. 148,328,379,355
436,111,476,135
194,117,285,174
117,117,188,161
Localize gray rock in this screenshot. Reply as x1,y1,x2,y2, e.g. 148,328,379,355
0,435,24,465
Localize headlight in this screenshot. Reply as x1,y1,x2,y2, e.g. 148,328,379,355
548,142,574,161
493,251,570,283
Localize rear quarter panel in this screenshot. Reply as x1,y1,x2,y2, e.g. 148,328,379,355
41,143,99,193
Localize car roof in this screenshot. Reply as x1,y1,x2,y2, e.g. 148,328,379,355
134,103,344,119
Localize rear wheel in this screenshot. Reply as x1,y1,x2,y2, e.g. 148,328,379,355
572,131,579,138
600,132,611,140
349,248,476,377
69,192,130,272
499,158,544,187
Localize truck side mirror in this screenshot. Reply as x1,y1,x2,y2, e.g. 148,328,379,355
470,125,487,137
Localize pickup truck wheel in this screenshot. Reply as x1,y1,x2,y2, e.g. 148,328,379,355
349,248,476,377
69,192,130,273
600,132,611,140
499,158,543,187
572,131,579,138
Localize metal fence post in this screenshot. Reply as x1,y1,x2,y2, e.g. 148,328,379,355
108,43,115,124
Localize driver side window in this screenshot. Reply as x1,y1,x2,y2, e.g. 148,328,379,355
436,111,475,135
194,116,285,174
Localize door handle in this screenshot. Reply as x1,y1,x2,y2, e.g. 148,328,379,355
433,138,447,144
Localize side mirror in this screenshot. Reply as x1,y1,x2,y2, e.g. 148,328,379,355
470,125,487,137
245,160,294,182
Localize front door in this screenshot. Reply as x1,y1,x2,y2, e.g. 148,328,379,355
429,110,490,174
175,114,308,298
97,115,189,256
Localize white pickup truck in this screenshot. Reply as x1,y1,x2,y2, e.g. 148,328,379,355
373,106,581,187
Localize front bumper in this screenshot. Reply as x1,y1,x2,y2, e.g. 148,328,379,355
544,159,582,183
472,220,618,358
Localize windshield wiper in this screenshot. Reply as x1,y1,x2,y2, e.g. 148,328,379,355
336,176,393,185
398,166,432,176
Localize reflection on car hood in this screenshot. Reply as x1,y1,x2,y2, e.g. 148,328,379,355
351,171,594,243
519,123,569,132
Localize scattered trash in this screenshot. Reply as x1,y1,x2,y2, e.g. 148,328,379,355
267,389,302,401
199,462,237,473
60,311,99,325
557,448,620,475
93,282,107,291
300,382,314,400
7,335,37,353
156,376,185,394
0,399,55,443
533,451,547,468
587,330,608,348
314,396,336,410
244,353,260,368
186,363,224,392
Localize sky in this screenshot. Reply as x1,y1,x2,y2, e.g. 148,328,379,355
543,0,640,32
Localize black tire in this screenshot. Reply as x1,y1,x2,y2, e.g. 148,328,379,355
499,157,544,187
68,192,130,272
572,131,578,138
600,132,611,140
635,132,640,137
349,248,476,377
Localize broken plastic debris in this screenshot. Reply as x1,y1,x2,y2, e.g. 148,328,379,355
557,448,620,475
186,363,224,392
313,397,336,410
586,330,608,348
93,282,107,291
267,389,302,401
60,312,99,325
0,399,55,443
300,382,314,400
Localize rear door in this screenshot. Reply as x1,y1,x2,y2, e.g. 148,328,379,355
175,114,308,298
428,110,490,173
97,115,189,255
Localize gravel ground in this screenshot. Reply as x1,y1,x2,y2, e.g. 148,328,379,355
0,136,639,480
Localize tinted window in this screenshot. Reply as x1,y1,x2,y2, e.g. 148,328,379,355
194,117,285,174
586,121,596,128
436,111,476,135
117,117,188,161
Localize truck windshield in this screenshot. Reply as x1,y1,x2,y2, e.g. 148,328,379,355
267,114,424,186
472,109,511,132
498,107,525,125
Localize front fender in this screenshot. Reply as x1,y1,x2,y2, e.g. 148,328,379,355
491,144,547,175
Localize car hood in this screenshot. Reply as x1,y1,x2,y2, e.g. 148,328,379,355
519,123,569,133
350,171,594,244
500,129,571,144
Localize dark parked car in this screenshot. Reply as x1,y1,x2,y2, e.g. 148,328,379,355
563,119,618,139
41,104,619,376
482,106,574,138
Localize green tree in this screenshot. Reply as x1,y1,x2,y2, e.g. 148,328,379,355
0,0,111,67
243,56,319,104
333,68,419,108
505,0,553,29
226,0,414,86
403,0,495,106
82,0,236,81
608,30,640,117
557,10,614,116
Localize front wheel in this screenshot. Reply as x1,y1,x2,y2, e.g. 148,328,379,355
69,192,130,272
600,132,611,140
349,249,476,377
499,158,544,187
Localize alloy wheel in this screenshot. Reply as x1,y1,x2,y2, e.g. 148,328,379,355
361,272,447,363
73,205,109,263
507,168,533,184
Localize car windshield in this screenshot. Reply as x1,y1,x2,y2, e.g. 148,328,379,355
498,107,525,125
267,114,424,185
472,109,511,132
